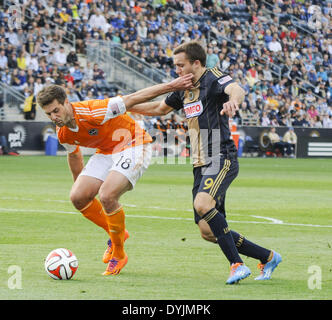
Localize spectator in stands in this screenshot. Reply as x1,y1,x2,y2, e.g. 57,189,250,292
183,0,194,15
71,63,84,84
145,49,159,69
315,81,328,98
92,63,108,88
0,49,8,70
263,64,273,82
59,7,70,24
28,53,39,72
64,70,75,86
7,28,21,48
18,69,27,86
174,17,188,34
322,114,332,128
191,23,202,39
220,54,230,72
238,102,251,125
156,49,169,69
23,89,36,120
82,61,93,82
137,20,148,39
66,86,80,102
17,50,27,70
311,115,323,128
246,65,259,87
282,127,297,157
147,14,161,33
304,89,316,106
54,46,67,67
292,113,307,127
155,28,168,49
316,98,328,115
67,48,78,65
268,34,282,53
34,76,44,96
268,127,289,156
316,66,328,83
206,47,219,69
260,111,271,126
5,51,18,70
307,105,318,120
1,67,11,84
308,68,318,85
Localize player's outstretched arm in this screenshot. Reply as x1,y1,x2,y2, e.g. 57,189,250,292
129,100,173,116
123,74,193,110
220,82,246,117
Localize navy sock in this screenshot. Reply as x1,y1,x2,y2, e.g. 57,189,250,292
202,208,242,265
231,230,271,264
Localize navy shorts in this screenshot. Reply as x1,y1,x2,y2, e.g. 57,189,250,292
192,152,239,224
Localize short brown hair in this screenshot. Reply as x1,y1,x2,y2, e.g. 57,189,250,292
37,84,67,108
173,41,206,67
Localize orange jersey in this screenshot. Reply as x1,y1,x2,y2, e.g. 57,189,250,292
56,98,152,154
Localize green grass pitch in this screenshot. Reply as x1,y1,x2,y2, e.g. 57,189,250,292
0,155,331,300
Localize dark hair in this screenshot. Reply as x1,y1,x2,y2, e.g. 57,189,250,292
36,84,67,108
173,41,206,67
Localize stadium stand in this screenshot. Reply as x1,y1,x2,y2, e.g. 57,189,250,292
0,0,331,130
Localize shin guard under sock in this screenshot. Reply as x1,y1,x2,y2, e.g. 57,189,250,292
104,206,126,260
202,208,243,265
80,198,110,235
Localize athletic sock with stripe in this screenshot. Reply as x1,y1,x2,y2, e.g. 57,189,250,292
202,208,243,265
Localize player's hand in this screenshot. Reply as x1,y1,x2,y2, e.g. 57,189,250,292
169,73,194,91
220,100,239,117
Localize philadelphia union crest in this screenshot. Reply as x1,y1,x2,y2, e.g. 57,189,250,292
188,90,195,101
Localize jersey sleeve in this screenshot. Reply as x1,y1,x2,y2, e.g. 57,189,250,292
164,91,183,110
61,143,80,154
81,97,126,125
214,74,235,95
101,96,126,124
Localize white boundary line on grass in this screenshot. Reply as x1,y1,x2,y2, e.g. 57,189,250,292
0,196,282,223
0,206,332,229
0,197,283,224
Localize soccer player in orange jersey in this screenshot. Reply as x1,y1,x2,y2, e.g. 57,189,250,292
37,75,193,275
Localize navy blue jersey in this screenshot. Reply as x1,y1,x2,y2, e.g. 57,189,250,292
165,67,236,167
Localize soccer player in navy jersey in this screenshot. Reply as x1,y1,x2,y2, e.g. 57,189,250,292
131,41,281,284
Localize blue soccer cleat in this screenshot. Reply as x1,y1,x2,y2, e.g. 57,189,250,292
226,263,251,284
255,250,282,280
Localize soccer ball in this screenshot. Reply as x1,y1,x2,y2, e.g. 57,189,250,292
44,248,78,280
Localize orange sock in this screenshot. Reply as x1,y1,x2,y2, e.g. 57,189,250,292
80,198,110,236
104,206,126,260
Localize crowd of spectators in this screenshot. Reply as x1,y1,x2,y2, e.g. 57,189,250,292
0,0,331,128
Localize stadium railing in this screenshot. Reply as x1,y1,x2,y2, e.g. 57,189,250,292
0,82,25,120
293,76,323,102
261,0,315,37
86,40,169,93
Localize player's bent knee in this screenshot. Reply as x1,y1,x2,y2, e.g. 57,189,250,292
70,190,94,211
193,194,215,217
99,192,119,213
